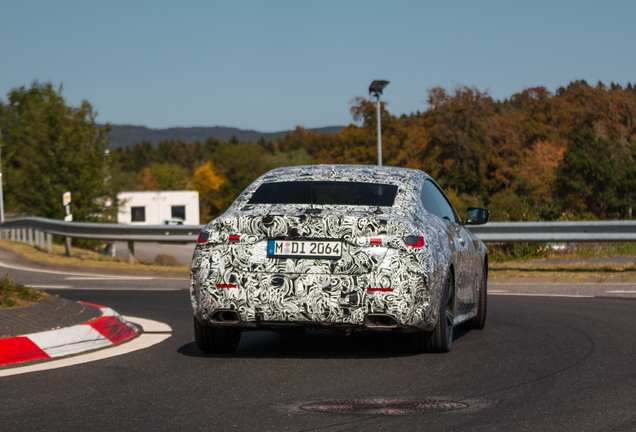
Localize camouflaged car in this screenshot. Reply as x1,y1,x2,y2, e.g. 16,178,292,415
190,165,490,353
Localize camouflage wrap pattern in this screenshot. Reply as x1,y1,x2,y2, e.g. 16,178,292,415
190,165,486,331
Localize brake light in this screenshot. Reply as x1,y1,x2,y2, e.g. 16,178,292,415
367,288,393,292
216,284,237,288
405,235,424,248
229,235,240,243
370,238,382,245
197,231,209,244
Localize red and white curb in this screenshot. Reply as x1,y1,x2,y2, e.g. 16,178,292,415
0,302,138,367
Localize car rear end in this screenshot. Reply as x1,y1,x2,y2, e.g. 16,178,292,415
191,165,440,335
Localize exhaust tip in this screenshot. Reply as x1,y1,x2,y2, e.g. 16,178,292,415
211,310,241,323
364,314,399,328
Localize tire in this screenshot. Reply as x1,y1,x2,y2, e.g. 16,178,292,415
194,316,242,354
412,271,454,353
471,264,487,330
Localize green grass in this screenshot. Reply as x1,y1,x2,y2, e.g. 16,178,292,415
489,242,636,263
0,275,47,309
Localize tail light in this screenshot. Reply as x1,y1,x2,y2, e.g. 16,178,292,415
370,238,382,245
197,231,209,244
405,235,424,248
229,235,240,243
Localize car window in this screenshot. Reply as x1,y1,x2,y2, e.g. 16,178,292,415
420,182,443,218
425,180,457,222
248,181,398,206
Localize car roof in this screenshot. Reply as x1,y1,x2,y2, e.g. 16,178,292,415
257,165,424,184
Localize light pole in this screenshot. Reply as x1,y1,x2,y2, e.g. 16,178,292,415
0,141,4,225
368,80,389,166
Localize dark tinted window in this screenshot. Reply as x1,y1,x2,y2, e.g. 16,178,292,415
425,180,457,222
131,206,145,222
248,181,398,206
420,183,442,218
171,205,185,220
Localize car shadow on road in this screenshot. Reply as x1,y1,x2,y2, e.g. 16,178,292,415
178,328,471,359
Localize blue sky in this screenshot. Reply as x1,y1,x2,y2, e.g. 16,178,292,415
1,1,634,131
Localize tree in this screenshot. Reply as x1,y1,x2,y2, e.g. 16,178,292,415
194,162,225,220
0,82,111,221
211,141,274,212
556,130,616,217
136,162,192,191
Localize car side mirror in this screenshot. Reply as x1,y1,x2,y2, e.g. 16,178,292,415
465,207,490,225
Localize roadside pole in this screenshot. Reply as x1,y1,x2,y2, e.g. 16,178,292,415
0,142,5,224
63,191,72,256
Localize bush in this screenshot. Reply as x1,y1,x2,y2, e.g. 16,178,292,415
155,254,181,266
488,243,552,262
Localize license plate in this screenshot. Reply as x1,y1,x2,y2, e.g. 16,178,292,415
267,240,341,259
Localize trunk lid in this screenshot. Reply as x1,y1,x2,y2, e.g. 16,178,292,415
208,207,411,275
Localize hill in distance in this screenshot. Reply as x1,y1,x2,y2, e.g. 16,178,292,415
101,124,345,148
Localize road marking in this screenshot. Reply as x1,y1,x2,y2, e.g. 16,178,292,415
605,290,636,293
128,316,172,333
0,316,171,377
491,283,636,286
25,285,73,289
0,260,187,280
65,277,161,281
489,292,594,298
65,276,155,280
34,286,186,291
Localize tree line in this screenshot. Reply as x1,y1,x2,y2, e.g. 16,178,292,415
2,80,636,223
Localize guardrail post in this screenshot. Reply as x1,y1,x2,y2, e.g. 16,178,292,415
64,237,71,257
28,228,33,246
128,241,135,264
21,228,26,243
47,233,52,253
11,228,15,241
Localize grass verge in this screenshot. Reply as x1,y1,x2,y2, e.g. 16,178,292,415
0,240,189,274
0,275,48,309
491,261,636,280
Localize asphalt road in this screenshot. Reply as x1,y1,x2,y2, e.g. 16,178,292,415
2,263,636,430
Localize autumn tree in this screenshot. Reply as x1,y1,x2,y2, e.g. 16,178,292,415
194,162,225,220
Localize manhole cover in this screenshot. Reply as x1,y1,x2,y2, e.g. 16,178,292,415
300,398,469,415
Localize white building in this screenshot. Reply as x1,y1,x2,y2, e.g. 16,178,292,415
117,191,200,225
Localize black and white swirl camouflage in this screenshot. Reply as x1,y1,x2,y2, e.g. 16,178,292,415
190,165,486,332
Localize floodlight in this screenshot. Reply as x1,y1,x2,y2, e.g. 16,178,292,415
369,80,390,98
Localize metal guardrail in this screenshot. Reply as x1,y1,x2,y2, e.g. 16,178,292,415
3,217,636,264
466,220,636,243
4,217,636,244
1,217,205,242
0,217,206,264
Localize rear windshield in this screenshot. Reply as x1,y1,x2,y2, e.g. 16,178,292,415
248,181,398,206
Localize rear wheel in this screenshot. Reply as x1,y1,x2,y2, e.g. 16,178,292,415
471,264,487,330
412,271,454,353
194,316,242,353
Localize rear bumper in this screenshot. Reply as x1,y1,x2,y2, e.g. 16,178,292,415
194,311,421,333
190,268,437,331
